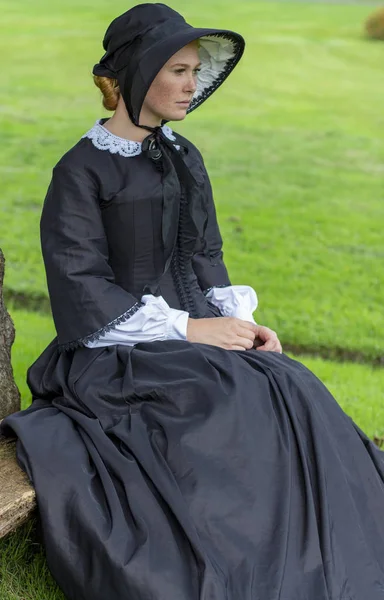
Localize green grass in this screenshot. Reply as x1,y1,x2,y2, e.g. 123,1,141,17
296,354,384,439
9,307,55,408
1,0,384,359
0,519,65,600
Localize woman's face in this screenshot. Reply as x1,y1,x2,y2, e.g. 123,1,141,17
141,40,201,124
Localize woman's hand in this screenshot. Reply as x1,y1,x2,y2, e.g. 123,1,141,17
186,317,283,353
253,325,282,353
187,317,257,350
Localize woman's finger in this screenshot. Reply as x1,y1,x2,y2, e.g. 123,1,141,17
235,335,254,350
237,327,256,342
251,325,283,353
256,341,283,353
260,336,277,350
238,320,259,334
257,327,278,342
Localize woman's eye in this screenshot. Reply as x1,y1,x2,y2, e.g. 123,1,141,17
174,68,201,74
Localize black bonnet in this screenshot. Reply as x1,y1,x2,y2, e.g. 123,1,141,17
93,3,245,126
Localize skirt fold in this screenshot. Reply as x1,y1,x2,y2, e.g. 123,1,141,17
1,340,384,599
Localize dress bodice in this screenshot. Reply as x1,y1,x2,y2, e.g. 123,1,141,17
84,120,220,318
40,120,231,349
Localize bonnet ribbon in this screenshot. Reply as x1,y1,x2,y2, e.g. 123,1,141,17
139,124,210,291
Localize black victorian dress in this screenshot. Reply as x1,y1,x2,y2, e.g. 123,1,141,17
1,121,384,600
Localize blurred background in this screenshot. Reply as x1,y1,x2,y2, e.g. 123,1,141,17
0,1,384,596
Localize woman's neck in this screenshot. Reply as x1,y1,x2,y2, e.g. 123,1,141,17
102,99,162,143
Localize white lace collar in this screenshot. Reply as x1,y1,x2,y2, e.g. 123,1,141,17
82,119,179,158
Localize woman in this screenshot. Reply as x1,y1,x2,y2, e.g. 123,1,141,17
1,4,384,599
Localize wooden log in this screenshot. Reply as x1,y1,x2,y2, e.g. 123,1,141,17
0,248,35,538
0,248,21,419
0,438,36,538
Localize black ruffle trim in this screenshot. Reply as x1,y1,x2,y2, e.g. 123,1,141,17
171,193,232,314
171,196,200,318
58,302,144,353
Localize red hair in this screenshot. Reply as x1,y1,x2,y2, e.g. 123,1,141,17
93,76,120,111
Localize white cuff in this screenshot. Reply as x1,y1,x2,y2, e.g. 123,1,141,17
205,285,258,324
84,295,189,348
165,309,189,340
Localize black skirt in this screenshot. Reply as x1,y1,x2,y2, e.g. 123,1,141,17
2,339,384,600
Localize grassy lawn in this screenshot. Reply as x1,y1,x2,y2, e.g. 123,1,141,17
9,308,55,408
0,520,65,600
1,0,383,359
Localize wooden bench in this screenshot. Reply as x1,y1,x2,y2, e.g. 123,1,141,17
0,438,36,538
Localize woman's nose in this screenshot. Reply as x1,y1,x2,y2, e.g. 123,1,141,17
184,74,197,94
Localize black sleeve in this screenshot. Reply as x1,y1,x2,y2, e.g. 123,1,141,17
41,162,142,351
191,158,232,294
